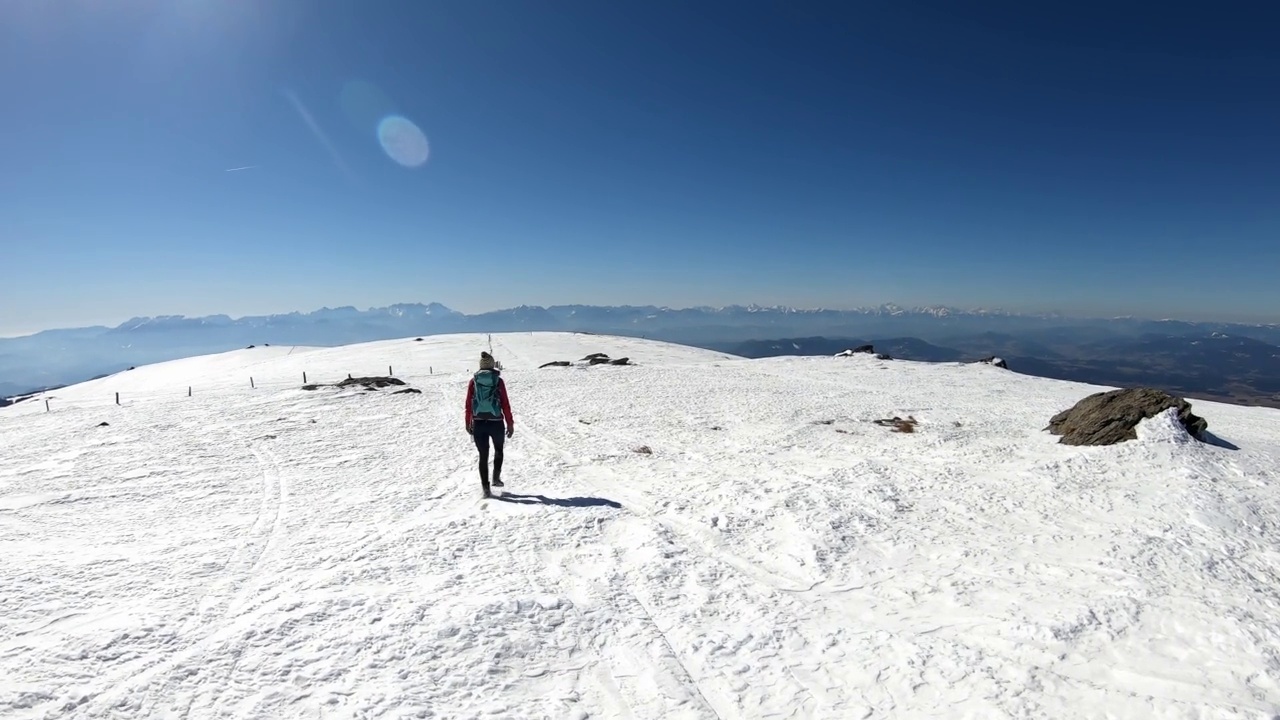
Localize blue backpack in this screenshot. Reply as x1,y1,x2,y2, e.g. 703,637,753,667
472,370,503,419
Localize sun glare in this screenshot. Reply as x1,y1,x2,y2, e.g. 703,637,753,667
377,115,430,168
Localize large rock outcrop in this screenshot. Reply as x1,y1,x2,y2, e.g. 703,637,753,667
336,376,405,390
302,376,409,392
1046,388,1208,446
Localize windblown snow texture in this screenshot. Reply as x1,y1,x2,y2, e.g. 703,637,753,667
2,332,1278,719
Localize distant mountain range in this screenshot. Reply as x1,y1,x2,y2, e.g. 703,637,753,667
714,332,1280,409
3,302,1279,407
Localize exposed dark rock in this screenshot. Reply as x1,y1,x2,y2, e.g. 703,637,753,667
394,388,422,394
632,445,653,455
0,397,10,408
812,419,835,425
540,361,572,368
876,353,893,360
415,337,424,341
609,357,631,366
588,357,612,366
836,345,875,357
873,416,918,433
1047,388,1208,445
97,421,109,427
336,376,406,389
582,353,610,361
974,355,1008,369
128,366,136,371
246,345,255,349
303,376,409,392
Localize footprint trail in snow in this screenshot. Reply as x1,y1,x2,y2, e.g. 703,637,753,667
2,333,1278,719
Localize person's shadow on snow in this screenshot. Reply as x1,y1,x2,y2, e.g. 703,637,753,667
496,493,622,509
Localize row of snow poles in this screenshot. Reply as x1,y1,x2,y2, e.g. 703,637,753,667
275,365,414,387
45,392,122,411
38,365,450,411
44,392,126,411
247,364,442,388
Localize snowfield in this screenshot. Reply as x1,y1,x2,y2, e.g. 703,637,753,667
2,332,1279,719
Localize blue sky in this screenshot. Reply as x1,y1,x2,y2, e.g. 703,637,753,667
2,0,1278,335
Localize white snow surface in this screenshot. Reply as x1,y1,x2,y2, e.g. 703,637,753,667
2,332,1280,719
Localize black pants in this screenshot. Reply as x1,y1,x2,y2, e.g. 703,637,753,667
472,419,505,487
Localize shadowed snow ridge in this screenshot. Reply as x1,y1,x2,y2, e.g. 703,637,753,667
2,332,1279,719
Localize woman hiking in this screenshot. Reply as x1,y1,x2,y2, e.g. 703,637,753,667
465,351,514,498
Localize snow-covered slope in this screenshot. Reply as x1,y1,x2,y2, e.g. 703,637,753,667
21,332,735,407
2,333,1278,719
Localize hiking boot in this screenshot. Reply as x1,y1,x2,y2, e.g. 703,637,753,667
492,478,504,487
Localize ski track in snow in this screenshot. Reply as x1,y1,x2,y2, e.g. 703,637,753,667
1,333,1279,719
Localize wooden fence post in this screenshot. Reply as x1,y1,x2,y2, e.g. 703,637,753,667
45,399,50,412
303,371,307,384
348,373,352,380
115,392,120,405
250,377,255,389
188,386,192,397
388,365,393,376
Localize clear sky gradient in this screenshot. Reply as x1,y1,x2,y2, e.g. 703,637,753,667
2,0,1278,335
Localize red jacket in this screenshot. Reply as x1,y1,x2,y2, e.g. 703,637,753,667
465,376,514,427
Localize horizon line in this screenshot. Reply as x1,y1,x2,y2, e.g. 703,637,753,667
5,301,1278,339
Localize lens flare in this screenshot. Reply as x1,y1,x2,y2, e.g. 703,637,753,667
377,115,429,168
